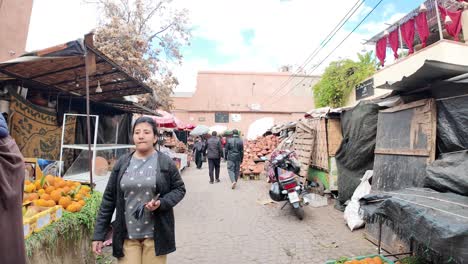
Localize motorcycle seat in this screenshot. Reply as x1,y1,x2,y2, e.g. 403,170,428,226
279,171,295,181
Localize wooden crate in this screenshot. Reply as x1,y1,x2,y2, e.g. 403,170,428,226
293,124,316,177
309,118,329,171
327,118,343,157
241,173,260,181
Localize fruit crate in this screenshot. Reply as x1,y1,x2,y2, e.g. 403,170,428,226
23,206,64,238
326,254,394,264
23,218,35,239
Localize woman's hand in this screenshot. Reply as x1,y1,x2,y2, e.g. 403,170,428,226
92,241,104,255
145,199,161,211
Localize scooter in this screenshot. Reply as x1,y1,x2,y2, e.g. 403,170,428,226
268,150,311,220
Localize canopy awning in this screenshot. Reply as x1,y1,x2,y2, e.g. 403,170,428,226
103,100,158,116
0,33,152,102
376,60,468,92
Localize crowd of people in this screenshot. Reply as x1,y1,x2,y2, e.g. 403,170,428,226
192,129,244,189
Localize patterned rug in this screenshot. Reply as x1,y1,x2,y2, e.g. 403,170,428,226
9,93,76,160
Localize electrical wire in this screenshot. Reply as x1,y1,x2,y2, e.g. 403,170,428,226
265,0,386,107
259,0,366,106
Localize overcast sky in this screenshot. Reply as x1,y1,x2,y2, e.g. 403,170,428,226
26,0,424,92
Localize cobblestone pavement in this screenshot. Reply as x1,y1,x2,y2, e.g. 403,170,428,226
169,162,376,264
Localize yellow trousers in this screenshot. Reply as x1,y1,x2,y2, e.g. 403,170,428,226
118,239,167,264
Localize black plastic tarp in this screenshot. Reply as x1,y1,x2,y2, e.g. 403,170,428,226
360,188,468,264
22,40,85,57
425,151,468,196
437,96,468,154
74,114,132,145
335,102,380,209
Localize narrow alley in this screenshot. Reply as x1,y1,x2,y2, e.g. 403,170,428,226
170,162,376,264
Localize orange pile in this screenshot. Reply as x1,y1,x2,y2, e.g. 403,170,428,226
343,256,385,264
23,175,91,213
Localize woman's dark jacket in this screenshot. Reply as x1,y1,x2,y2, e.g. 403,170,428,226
93,151,186,257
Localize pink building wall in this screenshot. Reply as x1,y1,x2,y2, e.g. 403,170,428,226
0,0,33,62
172,71,320,134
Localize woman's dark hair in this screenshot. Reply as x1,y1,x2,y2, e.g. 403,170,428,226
132,116,159,138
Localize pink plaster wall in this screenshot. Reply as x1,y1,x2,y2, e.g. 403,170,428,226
172,71,320,133
0,0,33,62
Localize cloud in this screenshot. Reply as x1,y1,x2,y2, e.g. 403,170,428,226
26,0,412,93
26,0,99,51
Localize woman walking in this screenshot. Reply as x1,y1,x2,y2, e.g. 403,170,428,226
92,116,186,264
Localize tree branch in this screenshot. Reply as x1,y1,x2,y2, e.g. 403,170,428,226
139,1,164,34
148,21,175,42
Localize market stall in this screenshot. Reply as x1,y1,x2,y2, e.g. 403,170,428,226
159,128,189,172
0,33,157,263
356,61,468,263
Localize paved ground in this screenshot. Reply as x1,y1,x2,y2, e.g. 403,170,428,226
168,161,376,264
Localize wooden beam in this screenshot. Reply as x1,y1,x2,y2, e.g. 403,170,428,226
380,99,430,113
49,69,119,86
374,148,430,157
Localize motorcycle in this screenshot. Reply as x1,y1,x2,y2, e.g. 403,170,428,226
267,150,311,220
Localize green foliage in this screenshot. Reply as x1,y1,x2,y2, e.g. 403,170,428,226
313,51,377,108
399,256,427,264
25,191,102,257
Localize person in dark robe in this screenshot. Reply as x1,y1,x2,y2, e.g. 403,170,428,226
0,114,26,264
193,137,204,169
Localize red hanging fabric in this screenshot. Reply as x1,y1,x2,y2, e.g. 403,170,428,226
400,19,415,54
438,5,463,41
388,30,399,59
415,12,429,48
376,37,387,66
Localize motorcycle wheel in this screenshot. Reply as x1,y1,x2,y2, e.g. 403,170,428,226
293,207,304,220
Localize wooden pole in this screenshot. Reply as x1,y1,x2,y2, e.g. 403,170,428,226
434,0,444,40
84,47,94,191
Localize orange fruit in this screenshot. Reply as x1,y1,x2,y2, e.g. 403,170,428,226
40,193,51,201
45,175,55,185
28,193,39,201
47,200,56,207
65,204,76,212
75,193,84,201
63,186,71,194
25,180,32,185
24,183,36,193
34,199,48,207
78,200,86,206
66,202,81,212
74,202,82,212
34,180,43,190
58,196,72,208
50,190,62,203
37,189,45,195
45,186,55,194
373,257,383,264
59,180,67,188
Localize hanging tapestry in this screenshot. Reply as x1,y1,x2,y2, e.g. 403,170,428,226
9,93,76,160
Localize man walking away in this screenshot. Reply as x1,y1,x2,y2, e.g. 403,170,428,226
225,129,244,189
206,131,223,184
193,137,204,169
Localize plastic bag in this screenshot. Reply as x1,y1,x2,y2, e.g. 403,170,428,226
344,170,373,231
